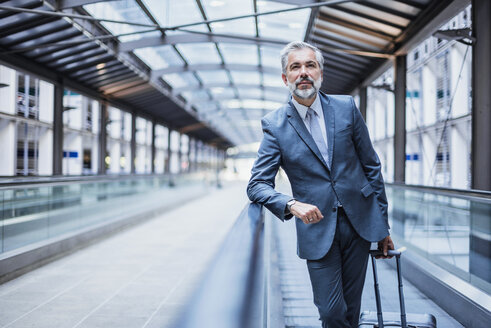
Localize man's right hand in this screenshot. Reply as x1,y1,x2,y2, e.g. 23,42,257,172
290,201,324,224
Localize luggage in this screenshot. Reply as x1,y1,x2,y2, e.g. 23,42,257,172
358,249,437,328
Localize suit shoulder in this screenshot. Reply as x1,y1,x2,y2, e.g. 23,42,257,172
262,103,289,128
326,94,354,105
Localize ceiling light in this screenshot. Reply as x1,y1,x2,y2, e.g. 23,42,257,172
210,1,225,7
96,63,106,69
288,23,302,29
212,87,225,94
212,22,225,28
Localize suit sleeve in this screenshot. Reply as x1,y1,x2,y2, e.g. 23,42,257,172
247,118,293,221
350,97,389,225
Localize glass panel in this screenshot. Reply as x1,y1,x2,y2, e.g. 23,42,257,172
210,18,256,37
2,187,50,251
260,46,282,70
202,0,253,19
195,102,218,113
84,0,158,42
210,87,235,98
387,186,491,293
196,70,230,84
134,45,184,70
180,90,210,103
143,0,207,30
162,72,200,88
238,88,262,99
263,73,285,87
230,71,261,85
257,1,310,41
264,90,289,103
221,99,281,110
219,43,258,65
176,43,221,65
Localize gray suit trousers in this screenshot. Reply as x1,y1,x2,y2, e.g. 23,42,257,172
306,207,370,328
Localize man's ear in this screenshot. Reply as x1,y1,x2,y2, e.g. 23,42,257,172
281,74,288,86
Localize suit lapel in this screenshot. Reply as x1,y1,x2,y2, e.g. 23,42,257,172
320,93,334,169
286,99,330,170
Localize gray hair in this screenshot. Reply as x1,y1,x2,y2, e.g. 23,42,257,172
280,41,324,74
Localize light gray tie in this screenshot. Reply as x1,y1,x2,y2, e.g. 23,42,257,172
306,107,329,166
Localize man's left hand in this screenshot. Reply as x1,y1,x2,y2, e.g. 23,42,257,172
376,235,394,259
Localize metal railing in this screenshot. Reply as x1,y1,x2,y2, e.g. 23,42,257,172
0,173,207,256
175,202,283,328
385,183,491,293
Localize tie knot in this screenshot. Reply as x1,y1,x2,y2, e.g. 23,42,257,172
307,107,315,117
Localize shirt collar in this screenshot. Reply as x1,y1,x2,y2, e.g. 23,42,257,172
291,92,322,120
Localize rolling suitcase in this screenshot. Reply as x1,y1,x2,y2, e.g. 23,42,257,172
358,249,437,328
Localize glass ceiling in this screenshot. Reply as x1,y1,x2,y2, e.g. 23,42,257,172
83,0,311,146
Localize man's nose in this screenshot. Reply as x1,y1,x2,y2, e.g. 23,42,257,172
300,65,308,76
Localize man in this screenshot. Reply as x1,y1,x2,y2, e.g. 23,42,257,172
247,41,394,328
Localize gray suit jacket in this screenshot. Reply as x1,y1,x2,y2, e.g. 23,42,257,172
247,92,390,260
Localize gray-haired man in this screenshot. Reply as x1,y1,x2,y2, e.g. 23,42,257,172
247,41,394,327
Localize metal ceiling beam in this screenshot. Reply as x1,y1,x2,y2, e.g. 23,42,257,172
317,13,395,42
50,49,106,69
70,60,121,78
168,0,356,31
188,95,285,107
393,0,426,10
79,65,129,82
312,30,385,52
329,4,407,30
57,0,122,9
108,83,150,97
356,1,417,21
270,0,316,4
312,36,392,58
172,83,287,94
0,1,42,20
118,33,286,52
0,5,159,28
38,43,99,63
0,16,59,38
152,63,280,79
359,0,470,90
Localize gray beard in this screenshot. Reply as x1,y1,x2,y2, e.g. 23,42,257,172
288,77,322,99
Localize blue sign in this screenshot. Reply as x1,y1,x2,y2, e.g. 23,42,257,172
63,151,78,158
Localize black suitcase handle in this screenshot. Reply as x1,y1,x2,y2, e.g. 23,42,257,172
369,248,407,328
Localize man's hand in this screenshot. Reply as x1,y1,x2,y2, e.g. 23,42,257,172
376,235,394,259
290,201,324,224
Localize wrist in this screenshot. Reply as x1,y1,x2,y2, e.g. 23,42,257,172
286,198,296,212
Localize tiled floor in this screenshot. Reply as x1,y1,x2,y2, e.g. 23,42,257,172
273,213,464,328
0,182,248,328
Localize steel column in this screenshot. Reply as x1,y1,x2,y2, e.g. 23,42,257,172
359,87,367,121
53,79,64,175
471,0,491,191
178,133,182,174
165,128,171,174
130,113,136,174
98,102,107,174
151,120,156,174
394,55,406,183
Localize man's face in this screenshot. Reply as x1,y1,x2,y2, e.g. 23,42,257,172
282,48,322,99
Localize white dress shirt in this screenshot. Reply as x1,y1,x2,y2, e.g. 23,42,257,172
291,93,328,148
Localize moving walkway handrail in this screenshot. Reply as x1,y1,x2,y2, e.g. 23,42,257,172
387,182,491,202
175,202,266,328
0,173,175,190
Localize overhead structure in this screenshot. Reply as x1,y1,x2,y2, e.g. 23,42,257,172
0,0,470,148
